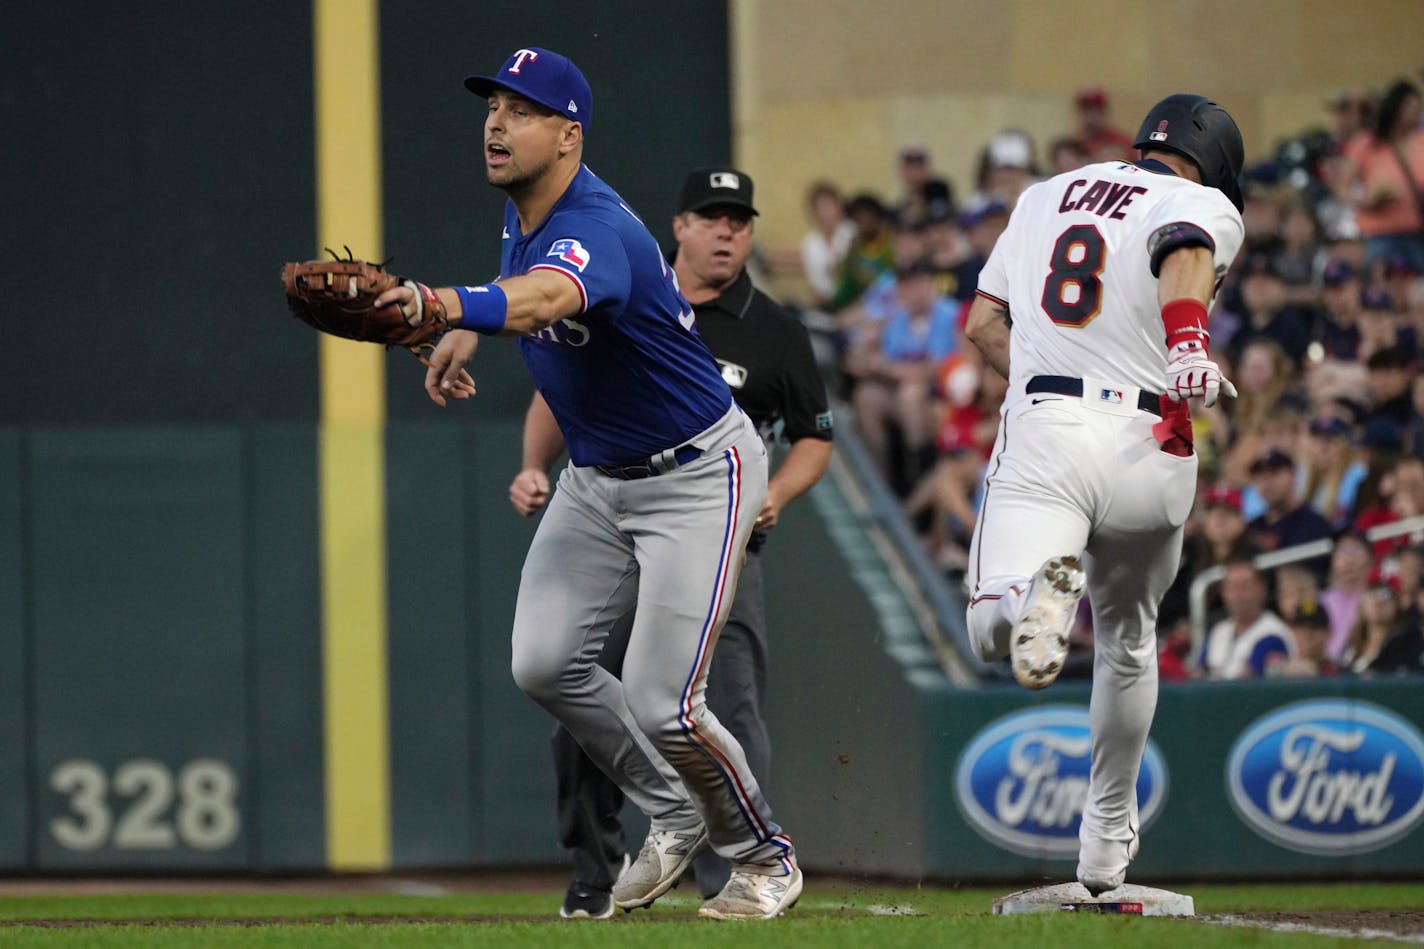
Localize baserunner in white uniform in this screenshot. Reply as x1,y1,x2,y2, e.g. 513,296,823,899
963,94,1246,894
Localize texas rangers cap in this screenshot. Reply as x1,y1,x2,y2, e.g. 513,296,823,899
679,168,759,216
464,47,592,128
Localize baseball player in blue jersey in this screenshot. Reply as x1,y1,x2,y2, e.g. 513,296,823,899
374,46,801,919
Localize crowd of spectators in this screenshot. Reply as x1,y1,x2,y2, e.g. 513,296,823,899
775,77,1424,681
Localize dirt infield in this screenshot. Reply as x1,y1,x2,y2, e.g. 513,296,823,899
1205,911,1424,942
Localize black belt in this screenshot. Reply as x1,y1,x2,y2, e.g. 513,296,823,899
595,443,703,480
1026,375,1162,417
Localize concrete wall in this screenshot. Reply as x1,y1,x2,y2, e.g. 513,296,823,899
731,0,1424,255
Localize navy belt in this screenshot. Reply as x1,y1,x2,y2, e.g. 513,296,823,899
1026,375,1162,417
595,443,704,480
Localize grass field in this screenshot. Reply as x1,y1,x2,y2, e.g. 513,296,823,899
0,878,1420,947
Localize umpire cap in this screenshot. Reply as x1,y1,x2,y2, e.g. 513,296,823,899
1134,94,1245,212
680,168,759,216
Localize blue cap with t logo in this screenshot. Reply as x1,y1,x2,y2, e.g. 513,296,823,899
465,47,592,129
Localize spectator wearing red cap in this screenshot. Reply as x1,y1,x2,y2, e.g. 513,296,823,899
1354,455,1424,558
1343,573,1403,673
1160,485,1261,632
1071,86,1134,163
904,347,1008,577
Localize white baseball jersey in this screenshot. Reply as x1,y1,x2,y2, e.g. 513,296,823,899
965,158,1245,894
976,160,1244,393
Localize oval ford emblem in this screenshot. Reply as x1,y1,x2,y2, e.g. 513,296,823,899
954,705,1169,858
1226,699,1424,856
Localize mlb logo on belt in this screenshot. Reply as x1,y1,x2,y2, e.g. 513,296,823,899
547,238,591,271
1099,388,1123,404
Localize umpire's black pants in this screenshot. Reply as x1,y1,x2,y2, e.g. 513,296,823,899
552,551,770,898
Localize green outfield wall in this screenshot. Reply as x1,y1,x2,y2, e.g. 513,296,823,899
3,421,1422,880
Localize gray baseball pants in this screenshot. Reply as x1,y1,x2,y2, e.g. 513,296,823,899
511,406,793,867
552,551,770,896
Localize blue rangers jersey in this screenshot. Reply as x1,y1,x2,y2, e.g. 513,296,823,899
502,165,732,467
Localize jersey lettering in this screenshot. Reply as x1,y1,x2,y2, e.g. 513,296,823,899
1059,179,1149,220
1041,224,1106,327
530,317,591,347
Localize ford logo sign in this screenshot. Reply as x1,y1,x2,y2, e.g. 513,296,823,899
1226,699,1424,856
954,705,1169,858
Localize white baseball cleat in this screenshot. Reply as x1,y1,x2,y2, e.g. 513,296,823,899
698,858,803,919
1010,555,1085,689
612,825,709,911
1078,830,1141,896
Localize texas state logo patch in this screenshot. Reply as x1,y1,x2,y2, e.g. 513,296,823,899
546,238,590,272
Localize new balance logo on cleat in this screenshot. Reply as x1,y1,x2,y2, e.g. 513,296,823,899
664,832,697,856
699,861,804,920
613,826,710,911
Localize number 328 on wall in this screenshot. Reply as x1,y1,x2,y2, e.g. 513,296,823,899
49,758,240,852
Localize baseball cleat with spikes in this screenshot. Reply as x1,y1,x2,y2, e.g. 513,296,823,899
613,825,709,911
699,858,803,919
1010,555,1086,689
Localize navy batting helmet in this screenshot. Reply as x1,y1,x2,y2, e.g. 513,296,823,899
1133,94,1244,212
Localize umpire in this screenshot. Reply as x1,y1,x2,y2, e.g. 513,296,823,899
510,166,834,917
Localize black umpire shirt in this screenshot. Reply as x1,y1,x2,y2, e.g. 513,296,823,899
690,269,833,551
690,268,833,445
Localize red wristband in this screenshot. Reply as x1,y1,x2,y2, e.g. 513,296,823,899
1162,297,1210,349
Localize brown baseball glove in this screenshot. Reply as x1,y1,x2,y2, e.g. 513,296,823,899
280,248,449,349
